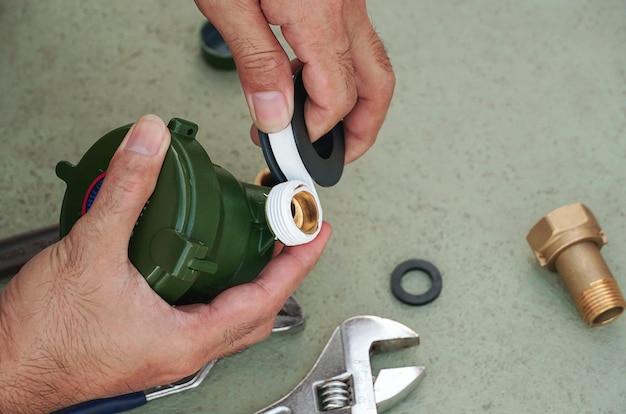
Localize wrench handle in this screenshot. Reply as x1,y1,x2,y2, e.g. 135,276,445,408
50,392,147,414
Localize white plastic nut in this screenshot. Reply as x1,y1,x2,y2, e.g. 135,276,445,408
265,180,322,246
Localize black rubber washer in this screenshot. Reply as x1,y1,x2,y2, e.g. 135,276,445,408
391,259,442,306
259,69,345,187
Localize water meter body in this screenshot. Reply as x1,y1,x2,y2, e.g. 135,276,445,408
57,73,344,306
57,118,275,305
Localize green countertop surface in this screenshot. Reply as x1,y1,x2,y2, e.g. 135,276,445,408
1,1,625,413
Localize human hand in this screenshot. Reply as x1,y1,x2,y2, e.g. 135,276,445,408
0,115,331,413
195,0,395,163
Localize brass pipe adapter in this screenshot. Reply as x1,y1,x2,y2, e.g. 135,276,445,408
527,203,625,326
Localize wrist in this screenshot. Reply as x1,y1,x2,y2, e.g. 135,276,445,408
0,306,73,413
0,317,26,413
0,346,75,414
0,379,30,414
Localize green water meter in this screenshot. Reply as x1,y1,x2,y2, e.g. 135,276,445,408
57,118,279,305
57,73,344,305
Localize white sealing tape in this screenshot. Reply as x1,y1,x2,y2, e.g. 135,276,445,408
264,125,322,246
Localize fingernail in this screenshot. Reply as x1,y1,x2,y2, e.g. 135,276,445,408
124,114,166,156
249,91,291,133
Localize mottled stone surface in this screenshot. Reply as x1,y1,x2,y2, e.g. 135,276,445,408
1,1,625,413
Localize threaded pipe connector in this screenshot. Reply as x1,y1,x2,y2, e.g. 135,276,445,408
254,167,278,188
527,203,625,326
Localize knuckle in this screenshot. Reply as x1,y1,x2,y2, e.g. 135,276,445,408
105,163,147,195
316,57,357,118
231,41,287,86
90,163,150,215
367,30,396,95
93,183,125,216
339,66,359,111
259,0,286,24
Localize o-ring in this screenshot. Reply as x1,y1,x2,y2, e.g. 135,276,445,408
391,259,442,306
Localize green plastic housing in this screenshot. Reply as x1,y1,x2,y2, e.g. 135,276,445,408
56,118,275,305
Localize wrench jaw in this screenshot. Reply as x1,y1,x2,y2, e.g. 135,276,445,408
365,319,423,412
256,316,424,414
342,316,421,414
370,336,420,354
374,366,425,413
342,316,420,349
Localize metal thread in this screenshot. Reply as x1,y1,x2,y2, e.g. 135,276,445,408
575,278,625,326
318,380,351,411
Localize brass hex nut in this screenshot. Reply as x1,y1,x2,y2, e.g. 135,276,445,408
526,203,607,270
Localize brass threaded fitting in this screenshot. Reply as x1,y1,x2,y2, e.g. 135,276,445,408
526,203,625,326
254,168,277,187
255,169,319,235
290,190,319,235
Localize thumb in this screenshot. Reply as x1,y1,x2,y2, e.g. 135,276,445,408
198,3,293,133
83,114,170,243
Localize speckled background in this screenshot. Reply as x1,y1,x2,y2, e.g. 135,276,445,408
1,1,625,413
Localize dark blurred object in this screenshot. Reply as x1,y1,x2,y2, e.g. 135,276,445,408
200,21,235,70
0,225,59,277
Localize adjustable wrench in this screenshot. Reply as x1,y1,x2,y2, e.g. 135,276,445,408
256,315,425,414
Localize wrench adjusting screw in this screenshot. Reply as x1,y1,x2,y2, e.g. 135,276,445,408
316,378,352,411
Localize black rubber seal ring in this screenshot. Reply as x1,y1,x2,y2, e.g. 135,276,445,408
259,70,345,187
391,259,442,306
